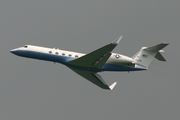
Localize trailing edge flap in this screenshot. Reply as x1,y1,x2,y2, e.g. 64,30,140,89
70,68,116,90
68,36,122,68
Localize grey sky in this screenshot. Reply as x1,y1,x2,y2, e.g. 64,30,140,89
0,0,179,120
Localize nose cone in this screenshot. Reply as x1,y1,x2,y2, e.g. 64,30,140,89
10,49,18,55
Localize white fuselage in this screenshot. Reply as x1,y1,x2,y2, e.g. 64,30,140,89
11,45,145,72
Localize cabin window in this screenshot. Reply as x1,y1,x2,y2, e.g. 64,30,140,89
55,52,59,55
69,54,72,57
24,45,28,48
62,53,65,56
49,51,52,54
75,55,78,58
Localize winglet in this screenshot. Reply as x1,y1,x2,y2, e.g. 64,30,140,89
111,36,123,45
109,82,117,90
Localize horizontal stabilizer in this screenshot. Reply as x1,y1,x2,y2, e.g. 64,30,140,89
144,43,169,52
155,52,166,61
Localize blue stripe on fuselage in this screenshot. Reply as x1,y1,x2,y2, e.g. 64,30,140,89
15,50,145,72
101,64,145,71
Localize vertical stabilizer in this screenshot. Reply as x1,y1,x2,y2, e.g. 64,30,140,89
132,43,169,68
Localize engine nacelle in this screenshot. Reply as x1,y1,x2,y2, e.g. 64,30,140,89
107,53,135,67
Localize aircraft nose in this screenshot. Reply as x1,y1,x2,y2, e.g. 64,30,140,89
10,49,18,54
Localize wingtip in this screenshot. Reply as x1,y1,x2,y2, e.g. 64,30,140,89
109,82,117,90
161,43,169,45
161,43,169,47
112,36,123,45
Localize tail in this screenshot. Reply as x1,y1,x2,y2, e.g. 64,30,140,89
132,43,169,69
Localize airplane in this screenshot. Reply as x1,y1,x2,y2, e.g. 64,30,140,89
10,36,169,90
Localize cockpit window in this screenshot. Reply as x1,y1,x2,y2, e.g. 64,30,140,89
24,45,28,48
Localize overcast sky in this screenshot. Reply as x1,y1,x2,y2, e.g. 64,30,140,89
0,0,180,120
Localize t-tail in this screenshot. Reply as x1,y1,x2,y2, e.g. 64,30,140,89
132,43,169,69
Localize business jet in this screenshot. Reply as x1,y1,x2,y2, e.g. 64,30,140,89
10,36,169,90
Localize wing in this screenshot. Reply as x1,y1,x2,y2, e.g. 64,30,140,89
70,68,117,90
68,36,122,68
